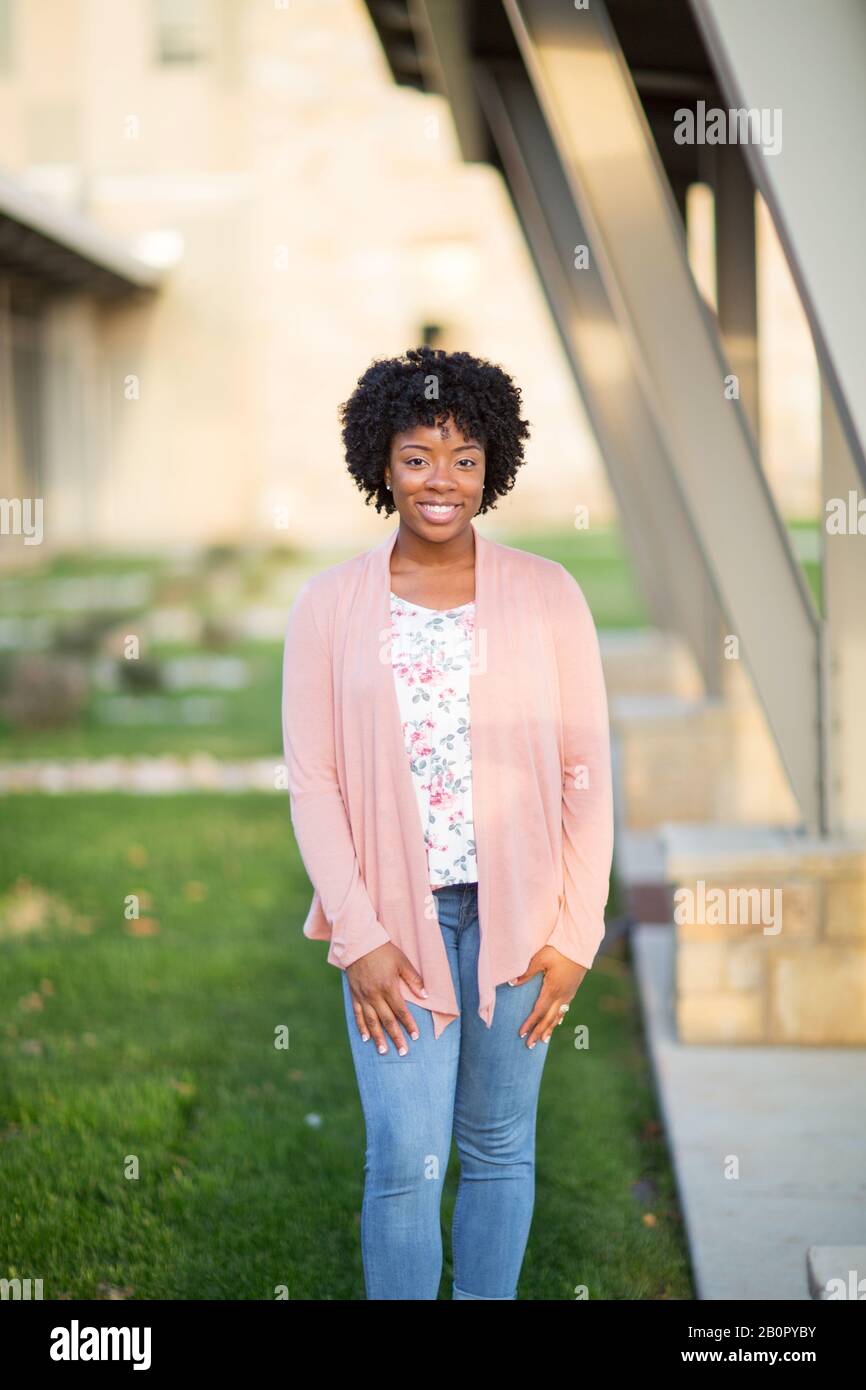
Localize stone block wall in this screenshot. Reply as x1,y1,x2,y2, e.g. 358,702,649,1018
669,847,866,1044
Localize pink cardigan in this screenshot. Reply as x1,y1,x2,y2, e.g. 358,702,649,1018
281,521,614,1039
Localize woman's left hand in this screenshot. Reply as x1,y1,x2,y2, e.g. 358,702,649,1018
509,946,587,1048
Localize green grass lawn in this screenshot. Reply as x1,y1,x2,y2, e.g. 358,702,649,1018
0,794,693,1300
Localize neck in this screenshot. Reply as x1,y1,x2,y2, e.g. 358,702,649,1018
391,518,476,573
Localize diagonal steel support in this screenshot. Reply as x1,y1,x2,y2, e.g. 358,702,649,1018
503,0,825,829
413,0,727,687
473,59,726,687
690,0,866,493
690,0,866,835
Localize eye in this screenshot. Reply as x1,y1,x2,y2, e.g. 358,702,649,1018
401,455,478,469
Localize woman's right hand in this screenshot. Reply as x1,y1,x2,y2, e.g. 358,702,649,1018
345,944,427,1056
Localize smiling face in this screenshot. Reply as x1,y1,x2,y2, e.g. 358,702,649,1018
384,416,486,542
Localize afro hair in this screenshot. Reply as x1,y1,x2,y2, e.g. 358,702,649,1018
338,345,531,516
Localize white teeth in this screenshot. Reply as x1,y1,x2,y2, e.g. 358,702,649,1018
420,504,456,512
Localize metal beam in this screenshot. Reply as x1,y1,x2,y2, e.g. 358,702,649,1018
713,142,759,445
408,0,489,161
822,375,866,831
503,0,824,828
690,0,866,492
414,0,727,686
474,59,726,685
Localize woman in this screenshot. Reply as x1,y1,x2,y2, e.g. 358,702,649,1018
282,345,614,1300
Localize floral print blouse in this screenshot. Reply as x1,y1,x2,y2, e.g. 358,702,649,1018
388,590,478,888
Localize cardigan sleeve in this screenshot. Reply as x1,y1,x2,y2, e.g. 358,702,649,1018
281,578,391,968
544,563,614,971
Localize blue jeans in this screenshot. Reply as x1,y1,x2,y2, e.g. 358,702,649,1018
340,880,550,1299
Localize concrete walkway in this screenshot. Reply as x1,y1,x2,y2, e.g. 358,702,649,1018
633,923,866,1300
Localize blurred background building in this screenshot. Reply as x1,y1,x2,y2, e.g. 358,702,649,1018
0,0,819,556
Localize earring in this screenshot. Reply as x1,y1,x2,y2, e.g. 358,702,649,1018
385,483,391,491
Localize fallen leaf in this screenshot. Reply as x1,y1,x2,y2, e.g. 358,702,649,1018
125,917,160,937
640,1119,662,1141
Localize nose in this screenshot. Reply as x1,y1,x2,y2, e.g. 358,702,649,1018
427,461,457,489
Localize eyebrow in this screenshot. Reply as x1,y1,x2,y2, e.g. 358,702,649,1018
398,441,483,452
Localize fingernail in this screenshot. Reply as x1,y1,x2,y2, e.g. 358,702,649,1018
542,1036,550,1045
378,1044,387,1054
528,1041,536,1050
507,979,517,987
519,1031,527,1039
398,1046,407,1056
420,988,429,997
410,1031,420,1041
361,1033,370,1042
